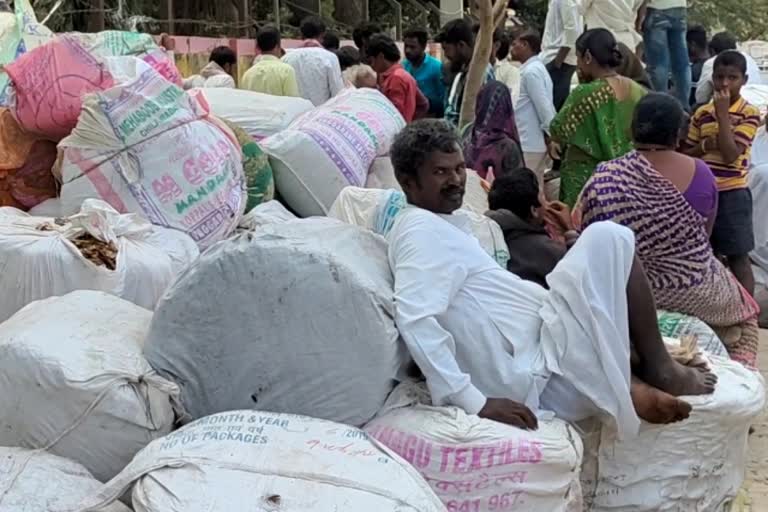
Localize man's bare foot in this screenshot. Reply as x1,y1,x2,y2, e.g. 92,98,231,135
631,377,692,424
641,360,717,397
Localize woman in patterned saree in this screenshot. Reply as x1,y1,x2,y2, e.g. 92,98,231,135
549,28,647,207
580,93,760,368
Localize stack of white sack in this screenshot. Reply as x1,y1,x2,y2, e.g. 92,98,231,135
364,157,491,214
329,187,510,268
742,84,768,117
262,88,405,217
77,410,447,512
0,447,130,512
580,351,766,511
0,198,198,322
656,310,729,357
57,61,246,249
237,199,297,231
0,291,181,483
365,381,584,512
749,125,768,326
192,88,314,141
144,218,406,426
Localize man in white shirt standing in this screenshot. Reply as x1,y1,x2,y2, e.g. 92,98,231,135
582,0,644,53
283,47,346,106
511,31,557,183
695,31,765,106
540,0,583,110
386,119,715,435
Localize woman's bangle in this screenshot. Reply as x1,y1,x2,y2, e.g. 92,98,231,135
701,139,708,153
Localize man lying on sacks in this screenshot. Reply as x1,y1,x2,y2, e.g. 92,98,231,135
386,119,717,438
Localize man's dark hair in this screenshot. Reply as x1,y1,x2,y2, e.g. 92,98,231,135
435,19,474,47
714,50,747,75
517,30,542,54
335,46,361,70
404,27,429,47
300,16,325,39
686,25,708,50
632,92,685,148
353,22,382,48
209,46,236,67
366,33,401,62
256,25,281,53
487,169,541,221
322,31,340,50
495,28,511,61
391,120,461,180
709,31,737,55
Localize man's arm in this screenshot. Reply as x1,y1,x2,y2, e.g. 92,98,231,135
284,67,300,97
696,60,715,105
526,68,557,134
552,0,582,68
328,58,346,97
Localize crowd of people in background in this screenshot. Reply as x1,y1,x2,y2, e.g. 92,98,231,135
180,7,767,429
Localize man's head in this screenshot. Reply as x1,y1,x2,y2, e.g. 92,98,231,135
403,27,429,64
713,50,748,101
495,28,511,64
436,19,475,73
686,25,709,62
709,31,737,56
256,25,281,56
336,46,361,71
511,30,541,63
209,46,237,75
300,16,325,41
322,31,340,51
366,34,401,74
391,120,467,214
353,22,382,58
488,169,545,223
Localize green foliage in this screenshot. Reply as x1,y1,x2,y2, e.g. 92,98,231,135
688,0,768,41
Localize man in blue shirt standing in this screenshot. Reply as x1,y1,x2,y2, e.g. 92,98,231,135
403,28,446,118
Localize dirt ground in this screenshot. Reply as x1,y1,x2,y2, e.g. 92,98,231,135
735,331,768,511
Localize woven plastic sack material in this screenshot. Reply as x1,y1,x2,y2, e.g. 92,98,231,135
579,355,766,511
742,84,768,117
0,199,199,322
144,218,405,426
78,410,446,512
365,381,584,512
0,291,181,484
193,87,313,141
329,187,511,268
0,0,52,106
656,310,729,357
5,31,179,139
0,447,130,512
237,200,297,231
262,88,405,217
220,118,274,212
58,65,246,249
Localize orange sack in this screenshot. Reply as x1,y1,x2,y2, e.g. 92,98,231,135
0,109,58,210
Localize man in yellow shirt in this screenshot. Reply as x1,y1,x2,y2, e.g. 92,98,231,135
242,25,300,97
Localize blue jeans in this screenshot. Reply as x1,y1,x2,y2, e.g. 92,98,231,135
643,7,691,108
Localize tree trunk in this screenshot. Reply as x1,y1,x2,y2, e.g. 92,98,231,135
334,0,363,26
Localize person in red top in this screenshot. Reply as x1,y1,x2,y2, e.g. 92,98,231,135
367,33,425,122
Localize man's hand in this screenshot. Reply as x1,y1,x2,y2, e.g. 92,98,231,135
479,398,538,430
548,140,563,160
544,201,575,235
713,89,731,121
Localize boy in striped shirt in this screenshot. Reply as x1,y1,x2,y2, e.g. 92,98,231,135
685,51,762,294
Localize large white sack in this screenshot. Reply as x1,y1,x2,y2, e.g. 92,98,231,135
0,448,130,512
0,291,180,483
144,218,406,426
580,354,766,511
742,84,768,117
0,199,199,322
329,187,510,268
78,410,446,512
237,199,297,231
365,381,584,512
193,88,314,140
58,63,246,249
262,88,406,217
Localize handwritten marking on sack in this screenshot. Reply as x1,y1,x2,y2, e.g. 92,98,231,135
424,472,529,494
368,427,543,472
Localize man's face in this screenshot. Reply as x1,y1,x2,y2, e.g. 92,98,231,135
401,148,467,214
442,42,469,73
510,38,527,62
368,53,387,74
713,64,746,100
404,37,425,63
